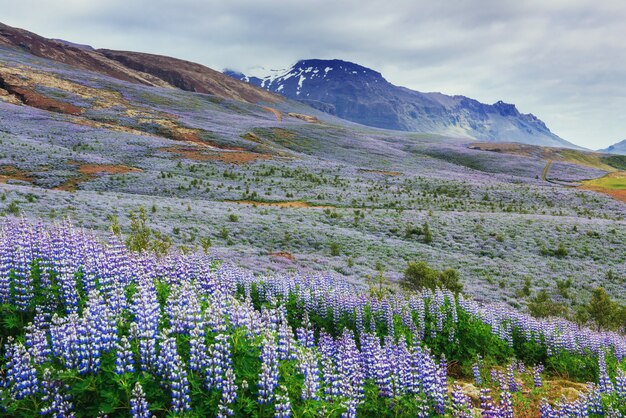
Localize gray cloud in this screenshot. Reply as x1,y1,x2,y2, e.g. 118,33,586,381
2,0,625,149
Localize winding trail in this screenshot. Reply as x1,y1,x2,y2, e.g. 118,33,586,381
541,160,553,181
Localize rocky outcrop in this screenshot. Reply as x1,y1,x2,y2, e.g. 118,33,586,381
0,73,81,115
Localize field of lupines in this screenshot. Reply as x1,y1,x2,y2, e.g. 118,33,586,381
0,218,625,418
1,88,625,306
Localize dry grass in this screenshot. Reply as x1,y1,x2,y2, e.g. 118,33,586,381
287,112,319,123
77,164,142,175
262,106,283,122
269,252,295,260
55,163,141,191
162,147,271,164
581,171,626,202
0,166,33,183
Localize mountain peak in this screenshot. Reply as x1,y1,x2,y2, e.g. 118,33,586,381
291,58,384,79
226,58,578,148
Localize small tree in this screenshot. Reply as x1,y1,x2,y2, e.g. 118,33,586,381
527,290,568,318
126,207,151,253
200,237,212,253
423,222,433,244
588,287,618,331
401,261,439,292
440,268,463,294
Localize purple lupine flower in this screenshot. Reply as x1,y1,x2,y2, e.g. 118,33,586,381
451,384,473,418
189,319,208,372
473,360,483,386
5,339,39,399
597,351,614,394
499,391,514,418
336,330,364,404
539,400,554,418
533,364,544,388
298,347,320,401
615,369,626,399
277,311,297,361
40,368,74,417
258,331,280,404
274,385,292,418
115,336,134,374
24,313,51,364
157,332,191,413
207,333,232,390
319,331,340,402
480,388,499,417
132,280,160,371
130,382,151,418
217,367,238,418
506,365,518,392
295,312,315,349
587,383,603,415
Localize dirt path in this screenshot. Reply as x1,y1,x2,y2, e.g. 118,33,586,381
541,160,552,181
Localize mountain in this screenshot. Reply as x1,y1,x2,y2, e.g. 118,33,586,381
600,140,626,155
225,59,580,148
0,22,279,104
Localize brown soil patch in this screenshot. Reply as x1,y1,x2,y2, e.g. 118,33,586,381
0,166,33,183
78,164,142,175
0,74,82,115
359,169,402,176
227,200,334,208
582,186,626,203
54,177,86,192
162,147,270,164
269,252,295,261
287,112,319,123
262,106,283,122
54,163,141,191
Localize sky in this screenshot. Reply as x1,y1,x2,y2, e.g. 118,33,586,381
2,0,625,149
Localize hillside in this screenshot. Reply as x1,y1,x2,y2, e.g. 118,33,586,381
225,59,580,148
0,38,624,307
0,22,279,104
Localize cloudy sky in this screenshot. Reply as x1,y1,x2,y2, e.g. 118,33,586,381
2,0,625,149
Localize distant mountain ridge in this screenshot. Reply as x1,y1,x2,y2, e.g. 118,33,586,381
600,140,626,155
225,59,580,148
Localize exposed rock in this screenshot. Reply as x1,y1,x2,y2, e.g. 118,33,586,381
0,73,81,115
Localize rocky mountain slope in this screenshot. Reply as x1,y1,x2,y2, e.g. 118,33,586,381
225,59,580,148
0,22,279,104
601,139,626,155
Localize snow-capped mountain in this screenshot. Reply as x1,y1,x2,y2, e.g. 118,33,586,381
225,59,580,148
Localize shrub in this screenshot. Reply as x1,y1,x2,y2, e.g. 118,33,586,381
527,290,568,318
7,200,19,215
401,261,463,294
